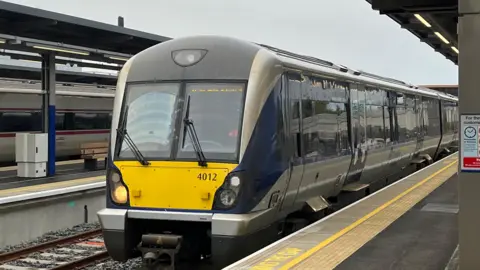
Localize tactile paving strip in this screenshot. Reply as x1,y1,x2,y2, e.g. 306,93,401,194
290,165,457,269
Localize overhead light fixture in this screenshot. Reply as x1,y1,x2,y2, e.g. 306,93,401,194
414,14,431,28
434,32,450,44
31,44,89,56
105,54,130,61
451,46,459,54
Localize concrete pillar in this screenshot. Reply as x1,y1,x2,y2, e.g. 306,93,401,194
41,52,56,176
458,0,480,269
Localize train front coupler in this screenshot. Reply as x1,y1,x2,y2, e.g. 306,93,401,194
137,234,183,270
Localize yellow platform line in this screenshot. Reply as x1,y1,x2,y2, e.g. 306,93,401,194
281,159,458,270
0,175,105,197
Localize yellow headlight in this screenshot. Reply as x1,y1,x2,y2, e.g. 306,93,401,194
113,185,128,204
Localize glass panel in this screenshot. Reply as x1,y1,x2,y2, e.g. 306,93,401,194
118,83,180,159
177,82,244,160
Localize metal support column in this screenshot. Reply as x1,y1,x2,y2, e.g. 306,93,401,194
41,53,56,176
458,0,480,268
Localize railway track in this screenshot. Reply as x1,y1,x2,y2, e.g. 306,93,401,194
0,229,110,270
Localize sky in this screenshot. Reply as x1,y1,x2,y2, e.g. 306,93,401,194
4,0,458,85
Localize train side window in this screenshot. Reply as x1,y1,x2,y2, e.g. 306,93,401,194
96,113,111,129
73,113,96,130
386,91,398,143
440,101,449,135
426,99,440,136
395,100,407,143
422,99,430,136
108,113,113,128
383,106,391,144
0,112,40,132
404,95,416,141
287,72,302,158
301,75,317,158
56,113,65,130
365,87,386,148
414,96,424,136
72,113,111,130
270,78,285,160
366,105,385,149
64,113,75,130
31,112,42,131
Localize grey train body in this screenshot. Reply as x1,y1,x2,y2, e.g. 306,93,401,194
97,35,458,268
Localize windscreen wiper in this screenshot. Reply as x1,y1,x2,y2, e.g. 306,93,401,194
183,96,208,167
117,106,150,166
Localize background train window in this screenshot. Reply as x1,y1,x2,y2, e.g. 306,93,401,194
56,113,65,130
73,113,111,130
0,111,41,132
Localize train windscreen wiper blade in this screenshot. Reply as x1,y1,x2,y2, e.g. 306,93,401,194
117,106,150,166
183,95,208,167
117,128,150,166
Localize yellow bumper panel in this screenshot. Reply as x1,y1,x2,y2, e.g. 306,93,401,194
114,161,237,210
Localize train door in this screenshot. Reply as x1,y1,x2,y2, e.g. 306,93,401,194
280,72,305,212
345,83,367,183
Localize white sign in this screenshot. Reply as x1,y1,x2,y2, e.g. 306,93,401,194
460,114,480,172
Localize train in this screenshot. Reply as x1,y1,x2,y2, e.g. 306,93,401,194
97,35,459,269
0,78,114,163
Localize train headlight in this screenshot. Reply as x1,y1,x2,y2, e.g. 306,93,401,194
109,170,129,205
111,172,121,183
171,49,207,67
219,189,237,207
113,186,128,204
230,176,241,187
214,173,242,209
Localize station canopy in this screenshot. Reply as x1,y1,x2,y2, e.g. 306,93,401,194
367,0,458,64
0,0,172,85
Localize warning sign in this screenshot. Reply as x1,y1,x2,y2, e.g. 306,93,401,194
461,114,480,171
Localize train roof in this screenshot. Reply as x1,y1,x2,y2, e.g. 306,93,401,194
123,35,457,103
0,77,115,98
257,43,457,103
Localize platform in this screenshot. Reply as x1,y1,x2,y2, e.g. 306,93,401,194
0,159,105,191
0,159,106,205
225,153,458,270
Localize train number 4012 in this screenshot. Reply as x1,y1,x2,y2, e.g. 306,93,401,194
197,173,217,181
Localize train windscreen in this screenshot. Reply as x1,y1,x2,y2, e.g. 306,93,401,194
117,82,244,162
177,82,244,162
118,83,180,159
